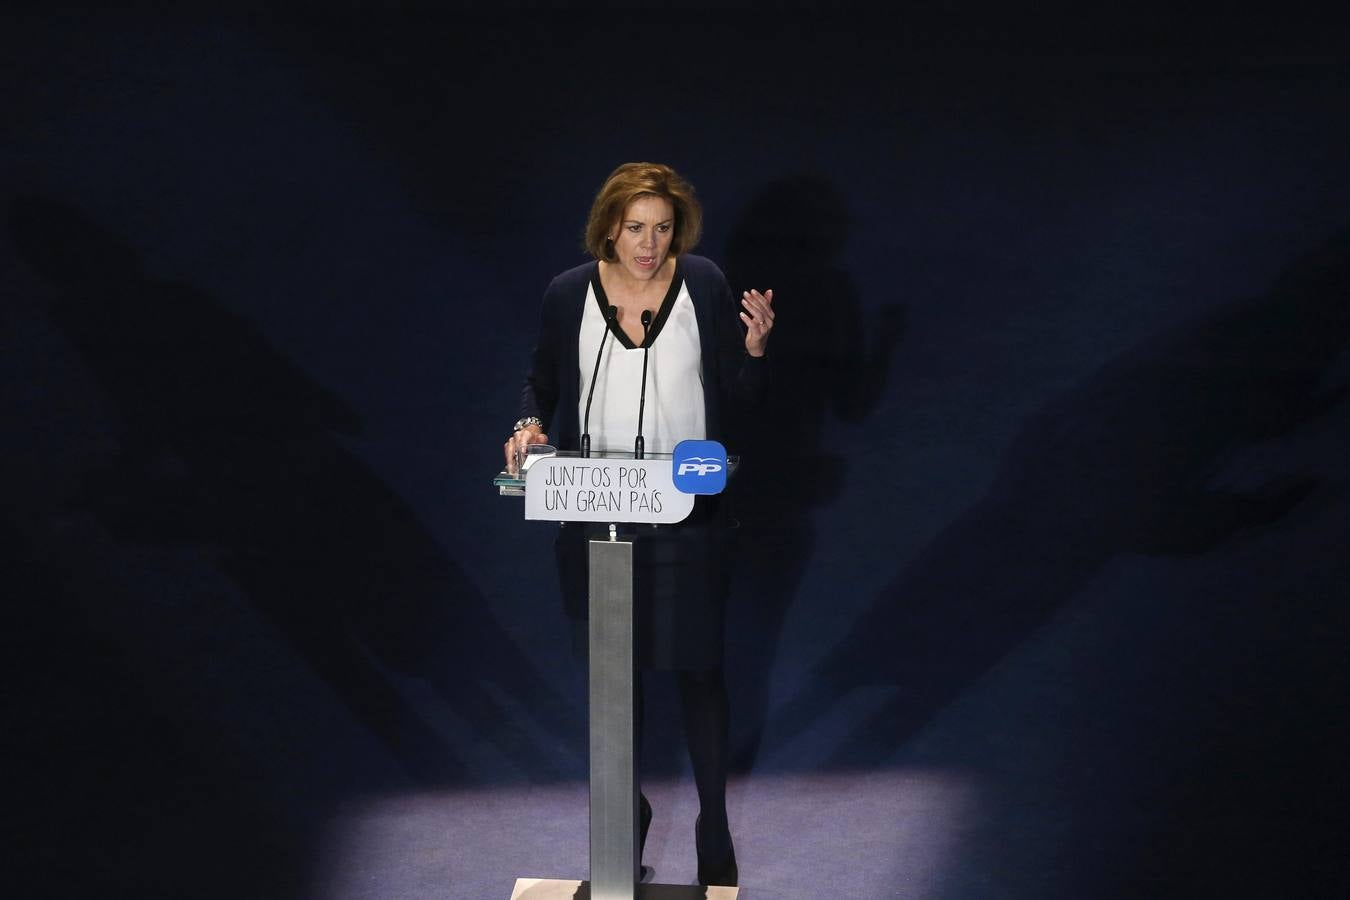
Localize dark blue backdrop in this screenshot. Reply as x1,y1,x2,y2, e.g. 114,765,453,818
5,7,1347,898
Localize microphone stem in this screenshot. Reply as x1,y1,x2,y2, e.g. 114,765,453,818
636,351,648,458
581,306,616,458
635,317,651,459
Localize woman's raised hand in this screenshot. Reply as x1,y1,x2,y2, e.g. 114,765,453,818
740,288,775,357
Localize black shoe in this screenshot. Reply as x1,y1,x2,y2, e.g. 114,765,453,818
694,814,738,887
640,792,652,856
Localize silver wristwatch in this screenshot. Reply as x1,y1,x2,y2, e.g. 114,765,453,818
513,416,543,433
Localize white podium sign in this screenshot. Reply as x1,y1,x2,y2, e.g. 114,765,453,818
523,456,694,524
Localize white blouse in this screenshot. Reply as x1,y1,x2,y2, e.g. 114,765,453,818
577,278,706,454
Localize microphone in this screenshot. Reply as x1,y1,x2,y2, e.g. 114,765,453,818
634,309,653,459
581,304,617,458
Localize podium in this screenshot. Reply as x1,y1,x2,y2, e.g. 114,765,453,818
495,447,738,900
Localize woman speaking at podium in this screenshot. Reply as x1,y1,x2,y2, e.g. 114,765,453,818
503,161,773,886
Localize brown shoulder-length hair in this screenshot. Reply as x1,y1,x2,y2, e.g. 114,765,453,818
583,162,703,261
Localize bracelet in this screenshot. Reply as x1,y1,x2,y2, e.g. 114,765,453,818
513,416,543,433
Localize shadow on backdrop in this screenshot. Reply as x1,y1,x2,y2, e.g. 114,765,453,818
768,226,1350,891
8,195,582,789
766,224,1350,758
5,520,318,897
719,173,906,771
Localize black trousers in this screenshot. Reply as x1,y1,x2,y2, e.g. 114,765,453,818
556,495,733,671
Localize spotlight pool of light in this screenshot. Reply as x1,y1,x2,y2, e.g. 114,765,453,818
310,769,976,899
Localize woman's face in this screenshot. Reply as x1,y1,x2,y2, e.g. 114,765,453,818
609,194,675,281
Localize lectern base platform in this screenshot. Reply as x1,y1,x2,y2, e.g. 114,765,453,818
510,877,739,898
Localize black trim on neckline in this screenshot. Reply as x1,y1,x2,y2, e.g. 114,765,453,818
590,259,684,349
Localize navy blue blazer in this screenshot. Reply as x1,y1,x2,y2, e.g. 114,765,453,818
518,254,767,452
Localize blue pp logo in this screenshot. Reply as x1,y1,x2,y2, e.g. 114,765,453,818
672,440,727,494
